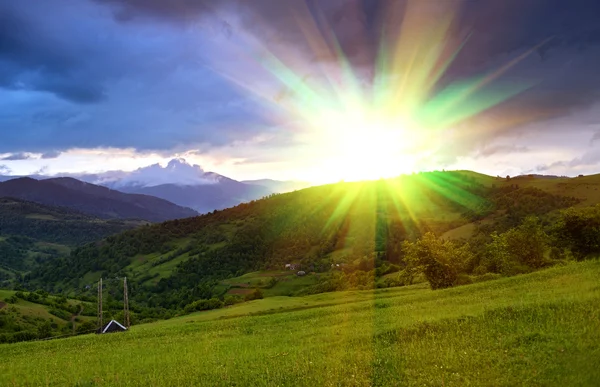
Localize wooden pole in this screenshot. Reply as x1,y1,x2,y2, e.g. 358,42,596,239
123,277,130,328
97,278,103,332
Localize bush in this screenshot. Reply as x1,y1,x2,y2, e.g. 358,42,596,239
244,288,263,301
49,308,72,321
265,277,278,289
403,233,473,290
223,295,243,306
483,217,548,275
183,298,224,314
0,330,38,344
453,274,473,286
378,276,405,288
76,320,97,334
472,273,502,283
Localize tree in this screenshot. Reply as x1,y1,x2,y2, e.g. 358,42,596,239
245,288,263,301
483,216,548,275
553,205,600,259
403,233,473,290
37,321,53,339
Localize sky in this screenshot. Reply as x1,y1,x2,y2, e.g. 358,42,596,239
1,0,600,184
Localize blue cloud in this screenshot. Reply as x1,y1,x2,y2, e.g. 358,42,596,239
1,152,32,161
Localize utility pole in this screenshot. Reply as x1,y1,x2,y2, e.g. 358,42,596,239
123,277,130,328
97,278,103,332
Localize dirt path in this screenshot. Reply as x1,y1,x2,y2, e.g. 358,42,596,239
70,304,84,323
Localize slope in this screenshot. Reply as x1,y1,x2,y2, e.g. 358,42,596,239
0,177,198,222
29,171,512,305
442,173,596,240
0,197,140,281
0,289,96,343
2,260,599,386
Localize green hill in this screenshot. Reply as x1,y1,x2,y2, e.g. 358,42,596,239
2,260,599,386
0,197,142,284
26,171,586,309
0,289,96,343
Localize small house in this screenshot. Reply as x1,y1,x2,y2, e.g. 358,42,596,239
97,320,127,334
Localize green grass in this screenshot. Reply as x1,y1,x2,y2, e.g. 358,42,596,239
0,290,67,322
1,260,599,386
220,270,320,297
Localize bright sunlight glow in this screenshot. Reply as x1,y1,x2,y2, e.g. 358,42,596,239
205,0,547,184
310,108,429,182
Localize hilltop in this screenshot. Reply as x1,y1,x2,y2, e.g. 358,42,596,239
26,170,595,309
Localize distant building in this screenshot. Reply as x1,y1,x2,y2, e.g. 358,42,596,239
285,263,299,270
297,271,306,276
97,320,127,334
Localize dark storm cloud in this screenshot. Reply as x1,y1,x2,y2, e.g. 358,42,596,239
0,2,107,103
444,0,600,128
0,0,269,154
1,152,32,161
94,0,215,22
98,0,600,116
40,151,62,159
2,0,600,162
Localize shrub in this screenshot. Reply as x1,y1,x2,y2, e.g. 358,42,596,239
49,308,72,321
403,233,473,290
472,273,502,283
453,274,473,286
265,277,278,289
244,288,263,301
223,295,243,306
183,298,224,314
76,320,97,334
480,216,549,276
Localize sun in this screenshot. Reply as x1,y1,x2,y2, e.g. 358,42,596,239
307,108,432,183
204,0,542,184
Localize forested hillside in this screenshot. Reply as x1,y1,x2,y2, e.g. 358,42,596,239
26,170,586,309
0,198,140,285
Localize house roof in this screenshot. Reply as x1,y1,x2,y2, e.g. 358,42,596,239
102,320,127,333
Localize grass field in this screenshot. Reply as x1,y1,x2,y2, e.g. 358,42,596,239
1,260,599,386
0,290,95,323
220,270,321,297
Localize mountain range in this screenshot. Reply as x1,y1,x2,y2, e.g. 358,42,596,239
0,159,312,215
0,177,198,222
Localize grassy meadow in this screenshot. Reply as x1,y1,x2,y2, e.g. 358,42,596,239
1,260,599,386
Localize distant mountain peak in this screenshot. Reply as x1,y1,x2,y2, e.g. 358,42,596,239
166,158,190,169
108,158,220,188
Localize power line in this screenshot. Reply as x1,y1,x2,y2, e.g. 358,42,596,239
97,278,103,332
124,277,130,329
